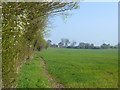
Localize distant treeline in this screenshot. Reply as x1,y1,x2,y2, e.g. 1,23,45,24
46,38,119,49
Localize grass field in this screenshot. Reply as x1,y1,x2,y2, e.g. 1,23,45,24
37,48,118,88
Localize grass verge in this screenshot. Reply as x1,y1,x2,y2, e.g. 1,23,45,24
17,53,50,88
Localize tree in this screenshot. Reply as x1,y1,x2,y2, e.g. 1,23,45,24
47,40,52,47
78,42,85,49
58,42,64,48
90,43,94,49
61,38,65,47
51,44,57,48
64,39,70,47
100,43,110,49
2,2,79,88
70,40,76,48
85,43,90,49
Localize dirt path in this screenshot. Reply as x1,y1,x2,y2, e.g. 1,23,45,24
39,57,64,88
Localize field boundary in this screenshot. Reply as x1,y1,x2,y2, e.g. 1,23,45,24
39,57,64,88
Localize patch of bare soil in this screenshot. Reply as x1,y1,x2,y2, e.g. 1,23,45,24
39,57,64,88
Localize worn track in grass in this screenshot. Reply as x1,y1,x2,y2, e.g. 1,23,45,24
40,57,64,88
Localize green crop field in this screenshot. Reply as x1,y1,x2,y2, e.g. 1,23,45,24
36,48,118,88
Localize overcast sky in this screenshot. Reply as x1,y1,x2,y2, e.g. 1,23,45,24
45,2,118,46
